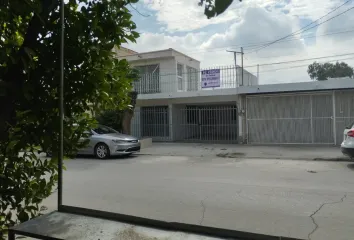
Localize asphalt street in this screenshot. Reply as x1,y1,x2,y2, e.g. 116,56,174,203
42,153,354,240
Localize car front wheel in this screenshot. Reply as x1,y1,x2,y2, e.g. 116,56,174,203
95,143,110,159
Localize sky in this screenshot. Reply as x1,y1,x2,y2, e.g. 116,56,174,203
123,0,354,84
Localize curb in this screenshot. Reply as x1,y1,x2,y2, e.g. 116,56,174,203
136,153,353,162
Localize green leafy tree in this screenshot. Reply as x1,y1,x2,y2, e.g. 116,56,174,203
0,0,237,237
0,0,139,237
96,109,124,132
307,61,354,80
199,0,236,18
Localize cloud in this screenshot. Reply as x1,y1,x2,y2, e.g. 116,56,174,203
142,0,242,32
125,2,354,84
316,4,354,45
201,7,305,58
129,31,208,54
141,0,343,32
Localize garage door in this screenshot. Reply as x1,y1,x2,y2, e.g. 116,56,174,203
246,93,334,144
179,105,238,143
335,90,354,145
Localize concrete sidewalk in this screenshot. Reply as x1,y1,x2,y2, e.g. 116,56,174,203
138,143,352,161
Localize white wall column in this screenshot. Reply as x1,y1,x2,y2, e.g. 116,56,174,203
168,104,173,141
236,95,246,143
131,107,141,138
332,91,337,145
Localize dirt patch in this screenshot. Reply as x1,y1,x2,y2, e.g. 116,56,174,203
216,152,246,158
115,227,164,240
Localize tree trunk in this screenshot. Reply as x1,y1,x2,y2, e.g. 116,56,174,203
121,91,137,135
121,110,133,135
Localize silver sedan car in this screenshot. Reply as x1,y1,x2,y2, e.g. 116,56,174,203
78,125,141,159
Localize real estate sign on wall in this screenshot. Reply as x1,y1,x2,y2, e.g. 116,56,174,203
201,69,220,88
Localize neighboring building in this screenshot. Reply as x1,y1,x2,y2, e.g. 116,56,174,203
238,78,354,145
113,46,138,58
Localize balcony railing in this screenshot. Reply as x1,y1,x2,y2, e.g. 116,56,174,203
133,66,258,95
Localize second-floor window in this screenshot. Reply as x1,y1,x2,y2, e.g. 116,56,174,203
134,64,160,94
177,63,184,91
187,66,198,91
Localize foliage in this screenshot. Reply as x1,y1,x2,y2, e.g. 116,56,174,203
96,109,124,132
96,90,139,132
0,0,139,237
199,0,238,19
307,61,354,80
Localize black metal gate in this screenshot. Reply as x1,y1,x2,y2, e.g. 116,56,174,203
179,105,238,143
140,106,170,141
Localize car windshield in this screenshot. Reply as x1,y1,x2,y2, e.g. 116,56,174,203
92,125,118,135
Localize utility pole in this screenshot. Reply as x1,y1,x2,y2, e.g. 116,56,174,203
241,47,244,86
257,64,259,82
58,0,65,208
233,52,237,86
227,49,244,86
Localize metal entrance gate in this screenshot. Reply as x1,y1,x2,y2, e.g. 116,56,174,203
179,105,238,143
246,93,334,144
140,106,170,141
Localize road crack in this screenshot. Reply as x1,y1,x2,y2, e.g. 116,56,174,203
308,193,347,240
199,200,206,225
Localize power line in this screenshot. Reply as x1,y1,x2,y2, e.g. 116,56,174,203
129,4,151,17
243,28,354,50
256,56,354,74
145,27,354,57
181,27,354,55
244,52,354,68
247,0,354,53
247,1,353,53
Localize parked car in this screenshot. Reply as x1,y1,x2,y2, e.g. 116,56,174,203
47,125,140,159
341,122,354,158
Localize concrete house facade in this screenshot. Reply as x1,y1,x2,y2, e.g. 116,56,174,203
116,47,258,143
239,79,354,145
116,47,354,145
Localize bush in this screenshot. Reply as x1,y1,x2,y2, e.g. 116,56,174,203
96,109,124,132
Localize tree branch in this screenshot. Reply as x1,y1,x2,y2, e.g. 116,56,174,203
0,0,59,141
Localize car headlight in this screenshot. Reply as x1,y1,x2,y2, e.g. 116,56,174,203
112,139,125,143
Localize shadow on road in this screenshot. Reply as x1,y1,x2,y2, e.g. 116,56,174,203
75,154,138,161
347,164,354,171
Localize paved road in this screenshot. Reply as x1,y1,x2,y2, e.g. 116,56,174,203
43,154,354,240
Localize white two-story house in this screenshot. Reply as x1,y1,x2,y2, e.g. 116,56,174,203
115,47,258,143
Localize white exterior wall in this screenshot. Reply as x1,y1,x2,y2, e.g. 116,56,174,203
130,57,177,93
131,107,141,139
175,55,200,70
236,95,246,143
168,104,174,141
235,67,258,86
175,54,201,92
